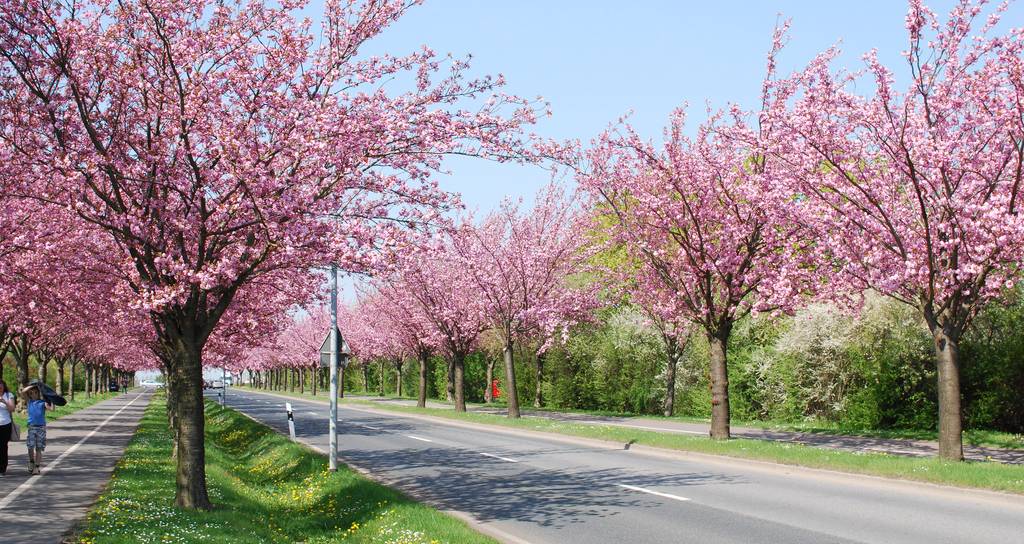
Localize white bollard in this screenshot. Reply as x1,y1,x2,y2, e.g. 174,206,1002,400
286,402,296,441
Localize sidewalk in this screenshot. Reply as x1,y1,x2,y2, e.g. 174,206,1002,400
0,389,153,544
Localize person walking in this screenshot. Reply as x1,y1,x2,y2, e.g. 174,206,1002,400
21,384,52,475
0,380,15,477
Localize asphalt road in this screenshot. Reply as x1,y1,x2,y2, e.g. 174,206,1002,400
216,388,1024,544
0,389,153,544
344,395,1023,464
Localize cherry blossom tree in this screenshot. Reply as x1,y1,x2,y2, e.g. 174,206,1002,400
384,235,488,411
0,0,541,508
355,278,440,407
765,0,1024,459
453,185,598,418
577,105,814,438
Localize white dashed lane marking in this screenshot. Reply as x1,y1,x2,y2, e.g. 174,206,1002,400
617,484,691,502
479,452,519,463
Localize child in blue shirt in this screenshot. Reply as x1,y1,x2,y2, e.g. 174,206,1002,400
21,385,53,475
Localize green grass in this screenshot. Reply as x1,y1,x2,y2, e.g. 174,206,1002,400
335,398,1024,495
10,391,120,428
72,395,496,544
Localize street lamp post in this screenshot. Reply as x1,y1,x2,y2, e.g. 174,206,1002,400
329,263,339,472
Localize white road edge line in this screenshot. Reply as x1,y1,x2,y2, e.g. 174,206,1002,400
406,435,433,443
356,423,382,430
307,412,319,416
479,452,519,463
0,391,148,512
617,484,691,502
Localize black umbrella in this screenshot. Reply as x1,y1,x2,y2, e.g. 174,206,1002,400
28,379,67,406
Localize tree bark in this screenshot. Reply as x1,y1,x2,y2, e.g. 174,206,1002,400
37,356,47,384
166,336,212,510
484,358,495,404
395,360,404,398
662,335,682,417
503,340,520,418
12,336,30,409
452,351,466,412
417,350,429,408
445,358,454,402
69,361,77,401
56,360,66,396
708,331,731,439
362,364,370,393
931,325,965,461
311,366,317,396
534,352,545,408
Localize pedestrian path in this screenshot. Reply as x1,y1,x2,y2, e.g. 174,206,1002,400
0,389,153,544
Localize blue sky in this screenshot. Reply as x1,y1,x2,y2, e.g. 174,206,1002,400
334,0,1022,213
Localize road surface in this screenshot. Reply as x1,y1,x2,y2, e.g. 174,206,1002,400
217,388,1024,544
337,395,1022,464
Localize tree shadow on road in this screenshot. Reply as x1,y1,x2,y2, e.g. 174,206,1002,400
342,445,743,528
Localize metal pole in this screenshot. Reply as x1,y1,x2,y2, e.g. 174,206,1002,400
329,263,339,472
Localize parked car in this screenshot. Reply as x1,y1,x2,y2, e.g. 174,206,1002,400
212,380,224,389
203,380,213,389
108,382,120,392
140,380,164,388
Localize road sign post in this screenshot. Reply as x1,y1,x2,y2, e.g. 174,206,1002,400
286,402,296,441
329,264,338,471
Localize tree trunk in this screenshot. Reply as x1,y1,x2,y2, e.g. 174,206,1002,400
38,356,47,384
708,330,731,439
379,360,385,397
534,352,545,408
166,336,212,510
417,350,429,408
452,351,466,412
69,361,77,401
362,364,369,393
13,336,30,409
445,358,454,402
311,366,317,396
13,335,30,390
56,361,66,396
484,358,495,404
339,365,345,399
395,360,403,398
290,368,296,393
662,335,682,417
931,324,964,461
503,340,520,418
300,366,305,394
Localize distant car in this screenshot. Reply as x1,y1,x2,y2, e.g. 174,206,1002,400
203,380,212,389
212,380,224,389
108,382,120,392
140,380,164,388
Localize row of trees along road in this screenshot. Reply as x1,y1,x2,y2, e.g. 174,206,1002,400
1,0,1022,511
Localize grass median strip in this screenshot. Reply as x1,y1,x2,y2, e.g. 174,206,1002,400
73,395,496,544
338,398,1024,495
